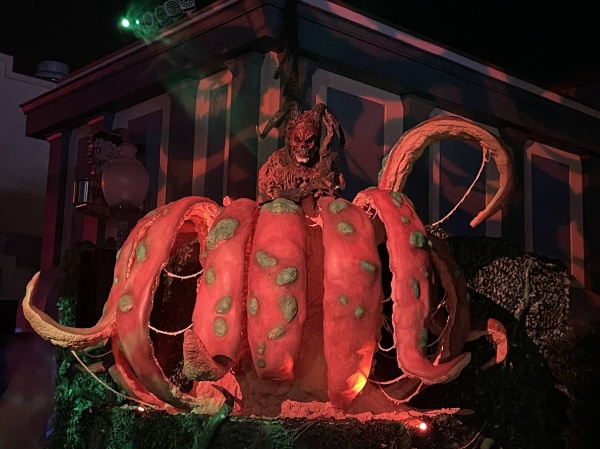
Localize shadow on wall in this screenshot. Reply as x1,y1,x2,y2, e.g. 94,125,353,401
0,332,56,449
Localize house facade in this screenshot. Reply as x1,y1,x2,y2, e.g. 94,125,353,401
20,0,600,297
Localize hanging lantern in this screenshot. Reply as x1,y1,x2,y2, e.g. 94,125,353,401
101,139,149,210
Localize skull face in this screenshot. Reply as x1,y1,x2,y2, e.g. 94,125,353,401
288,122,319,165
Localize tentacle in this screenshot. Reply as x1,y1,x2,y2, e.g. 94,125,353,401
185,198,259,380
108,336,180,413
319,197,383,409
115,196,219,410
427,233,470,361
354,188,471,385
21,208,152,348
377,116,515,227
22,272,114,348
246,198,308,381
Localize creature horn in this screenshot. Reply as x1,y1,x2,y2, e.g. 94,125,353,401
256,101,300,139
317,104,347,149
377,116,515,228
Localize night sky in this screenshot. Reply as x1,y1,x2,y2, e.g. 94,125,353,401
0,0,598,90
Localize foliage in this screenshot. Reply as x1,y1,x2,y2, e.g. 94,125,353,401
47,241,125,449
412,292,568,449
549,322,600,449
72,409,412,449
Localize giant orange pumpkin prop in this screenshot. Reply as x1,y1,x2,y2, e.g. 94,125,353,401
23,115,514,414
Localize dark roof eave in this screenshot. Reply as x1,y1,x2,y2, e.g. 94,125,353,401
21,0,283,139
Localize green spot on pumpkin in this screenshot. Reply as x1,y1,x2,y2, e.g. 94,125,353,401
257,341,266,355
390,191,403,206
204,268,216,285
267,324,286,340
118,295,134,313
115,249,121,260
113,276,119,285
411,278,421,300
261,198,299,214
279,295,298,323
136,242,147,261
206,218,239,250
410,231,426,249
401,216,410,224
377,154,390,181
276,267,298,286
256,359,266,368
213,317,228,337
354,305,365,318
422,267,429,279
339,295,348,305
418,328,429,350
256,251,277,267
248,297,259,316
215,296,232,314
328,199,347,213
360,260,376,273
337,221,355,235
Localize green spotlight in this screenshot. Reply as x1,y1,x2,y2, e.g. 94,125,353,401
120,18,130,28
135,19,140,25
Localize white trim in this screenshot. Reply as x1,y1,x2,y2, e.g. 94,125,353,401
313,68,404,157
524,141,584,288
427,109,501,236
429,141,441,226
192,71,233,197
112,94,171,206
303,0,600,120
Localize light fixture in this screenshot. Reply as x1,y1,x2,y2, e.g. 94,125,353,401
118,0,197,35
72,178,93,207
101,130,150,247
101,140,149,210
178,0,196,14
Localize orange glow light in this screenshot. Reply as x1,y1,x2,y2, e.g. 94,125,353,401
347,372,368,395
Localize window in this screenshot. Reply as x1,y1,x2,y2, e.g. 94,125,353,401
525,141,584,287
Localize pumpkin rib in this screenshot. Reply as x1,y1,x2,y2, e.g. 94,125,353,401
115,197,220,410
319,196,383,409
354,188,471,385
190,198,259,371
184,198,259,380
246,198,308,381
